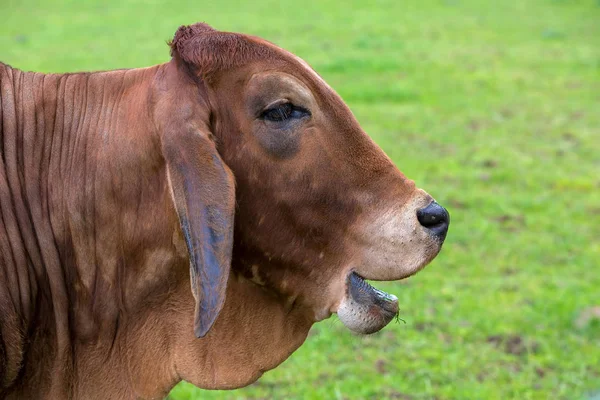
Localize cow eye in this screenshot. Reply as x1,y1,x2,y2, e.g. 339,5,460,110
261,102,310,122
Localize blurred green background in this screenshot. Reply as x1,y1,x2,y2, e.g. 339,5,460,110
2,0,599,399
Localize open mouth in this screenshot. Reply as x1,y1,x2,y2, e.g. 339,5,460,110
336,272,400,334
348,272,399,315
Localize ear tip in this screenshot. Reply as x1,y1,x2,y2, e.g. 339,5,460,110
194,314,218,338
195,329,208,339
194,319,211,338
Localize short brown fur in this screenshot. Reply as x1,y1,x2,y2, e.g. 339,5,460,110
0,23,440,399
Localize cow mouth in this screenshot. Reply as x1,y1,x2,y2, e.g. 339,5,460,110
348,272,399,314
336,272,400,334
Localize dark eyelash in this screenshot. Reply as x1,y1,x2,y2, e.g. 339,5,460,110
261,103,310,122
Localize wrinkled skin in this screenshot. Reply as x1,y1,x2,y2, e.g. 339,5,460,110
0,23,448,399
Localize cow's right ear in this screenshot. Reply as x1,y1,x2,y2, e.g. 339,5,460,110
161,126,236,338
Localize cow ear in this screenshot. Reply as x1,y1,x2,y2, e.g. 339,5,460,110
162,127,235,338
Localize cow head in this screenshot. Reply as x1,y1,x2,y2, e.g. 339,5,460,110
159,23,449,339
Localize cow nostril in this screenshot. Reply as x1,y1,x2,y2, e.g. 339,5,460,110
416,201,450,239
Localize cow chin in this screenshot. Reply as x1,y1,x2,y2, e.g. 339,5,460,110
336,189,445,334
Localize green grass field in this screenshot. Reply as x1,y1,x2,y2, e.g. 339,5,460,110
2,0,599,398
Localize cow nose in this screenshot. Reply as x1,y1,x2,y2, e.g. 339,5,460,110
417,201,450,240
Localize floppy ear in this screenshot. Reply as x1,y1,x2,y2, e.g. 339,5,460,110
161,22,265,338
162,127,235,338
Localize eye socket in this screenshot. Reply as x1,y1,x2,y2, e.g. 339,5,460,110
261,102,310,123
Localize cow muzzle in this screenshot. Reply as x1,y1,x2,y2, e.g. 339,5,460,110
335,189,450,334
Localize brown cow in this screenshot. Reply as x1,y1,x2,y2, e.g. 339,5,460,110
0,23,449,399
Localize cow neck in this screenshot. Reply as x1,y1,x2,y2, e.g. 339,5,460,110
0,61,175,398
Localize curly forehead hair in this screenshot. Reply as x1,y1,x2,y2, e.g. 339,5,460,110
168,23,281,78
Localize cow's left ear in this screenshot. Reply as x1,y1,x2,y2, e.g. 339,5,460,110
162,127,235,338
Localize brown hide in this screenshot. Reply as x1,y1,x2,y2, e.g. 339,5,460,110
0,23,447,399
